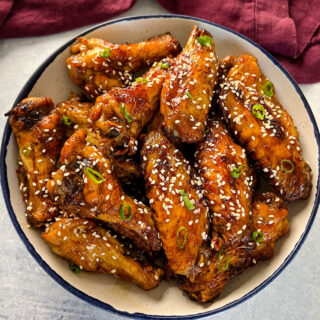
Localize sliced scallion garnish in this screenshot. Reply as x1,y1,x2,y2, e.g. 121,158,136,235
176,226,188,249
21,143,34,156
231,165,247,178
218,249,229,271
69,262,81,274
185,90,194,100
120,102,132,123
197,35,213,47
281,159,294,173
158,61,169,69
135,77,148,84
62,115,72,126
99,48,112,58
120,204,132,221
252,104,265,120
252,231,263,243
263,81,274,97
180,190,195,210
85,167,104,184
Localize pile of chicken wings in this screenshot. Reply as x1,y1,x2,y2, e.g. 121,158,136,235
9,26,311,303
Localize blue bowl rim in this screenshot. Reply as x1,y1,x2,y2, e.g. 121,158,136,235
1,14,319,320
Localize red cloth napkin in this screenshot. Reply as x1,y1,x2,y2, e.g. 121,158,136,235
0,0,319,84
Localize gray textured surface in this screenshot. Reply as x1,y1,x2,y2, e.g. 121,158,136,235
0,0,319,319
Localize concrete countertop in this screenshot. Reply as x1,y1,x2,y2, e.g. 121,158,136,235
1,0,319,319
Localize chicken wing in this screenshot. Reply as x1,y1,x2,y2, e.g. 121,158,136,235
181,192,289,302
42,218,163,290
67,34,181,98
195,119,255,251
9,97,63,227
46,129,161,254
160,25,218,143
92,58,174,157
141,130,209,276
217,55,312,201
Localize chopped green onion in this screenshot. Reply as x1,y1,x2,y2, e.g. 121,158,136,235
99,48,112,58
69,262,80,274
135,77,148,84
176,226,188,249
21,143,34,156
231,165,247,178
180,190,195,210
158,61,169,69
85,167,104,184
218,250,229,271
185,90,194,100
197,35,213,47
62,115,72,126
119,102,132,123
252,104,265,120
205,125,210,135
281,159,294,173
252,231,263,243
263,81,273,97
120,204,132,221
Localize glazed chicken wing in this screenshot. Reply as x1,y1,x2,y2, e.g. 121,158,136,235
67,34,181,98
160,26,218,143
217,55,311,201
42,218,163,290
9,97,63,227
141,130,209,276
92,58,174,157
196,119,255,250
46,129,161,254
181,192,289,302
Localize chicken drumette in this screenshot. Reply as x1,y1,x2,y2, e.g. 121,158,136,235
46,129,161,255
67,34,181,98
9,97,63,227
217,55,312,201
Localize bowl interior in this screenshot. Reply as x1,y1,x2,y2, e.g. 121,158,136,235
4,16,319,318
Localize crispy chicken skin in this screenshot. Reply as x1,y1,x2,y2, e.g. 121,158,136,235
196,120,255,251
217,55,312,201
67,34,181,98
42,218,163,290
181,192,289,302
141,131,209,276
9,97,63,227
92,58,174,157
46,129,161,254
160,26,218,143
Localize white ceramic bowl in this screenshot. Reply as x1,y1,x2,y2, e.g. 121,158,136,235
1,15,319,319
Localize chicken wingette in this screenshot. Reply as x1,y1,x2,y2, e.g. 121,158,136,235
181,192,289,302
160,25,218,143
217,54,312,201
42,218,163,290
141,130,209,277
9,97,63,227
92,58,174,157
46,129,161,254
67,34,181,98
195,119,255,251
